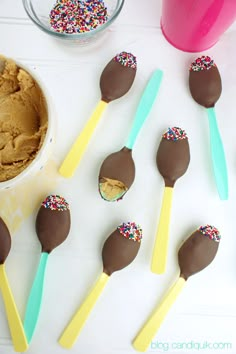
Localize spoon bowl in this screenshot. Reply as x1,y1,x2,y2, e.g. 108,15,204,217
179,225,220,280
99,147,135,201
189,56,221,108
157,132,190,187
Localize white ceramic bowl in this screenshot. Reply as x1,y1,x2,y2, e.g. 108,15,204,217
0,61,55,190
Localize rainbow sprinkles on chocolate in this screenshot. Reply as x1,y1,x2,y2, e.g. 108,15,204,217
162,127,187,141
41,195,70,211
118,222,142,242
189,55,216,72
198,224,221,242
113,52,137,69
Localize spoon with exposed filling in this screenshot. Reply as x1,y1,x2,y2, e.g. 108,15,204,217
59,51,137,178
59,221,142,349
98,69,163,202
133,224,221,352
24,195,71,343
0,217,28,352
189,55,228,200
151,127,190,274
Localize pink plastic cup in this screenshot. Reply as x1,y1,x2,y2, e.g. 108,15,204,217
161,0,236,52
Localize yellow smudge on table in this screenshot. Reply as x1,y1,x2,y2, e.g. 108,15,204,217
0,159,59,234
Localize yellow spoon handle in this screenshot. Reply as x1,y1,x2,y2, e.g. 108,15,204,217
133,277,185,352
0,264,28,352
59,100,108,178
151,186,173,274
59,272,109,349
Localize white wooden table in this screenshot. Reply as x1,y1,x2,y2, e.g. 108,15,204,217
0,1,236,353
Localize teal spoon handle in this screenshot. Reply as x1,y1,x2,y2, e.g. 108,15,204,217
125,69,163,149
24,252,49,343
207,107,228,200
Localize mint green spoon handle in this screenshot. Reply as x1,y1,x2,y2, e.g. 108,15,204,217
24,252,49,343
125,69,163,149
207,107,228,200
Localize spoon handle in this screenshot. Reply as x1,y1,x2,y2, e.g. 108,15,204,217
59,272,109,349
133,277,185,352
207,107,228,200
151,186,173,274
125,69,163,150
0,264,28,352
59,100,107,178
24,252,49,343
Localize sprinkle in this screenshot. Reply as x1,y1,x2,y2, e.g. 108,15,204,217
162,127,187,141
49,0,108,34
190,55,216,71
113,51,137,69
117,222,142,242
42,195,70,211
198,225,221,242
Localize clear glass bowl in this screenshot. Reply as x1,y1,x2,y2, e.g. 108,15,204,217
22,0,124,45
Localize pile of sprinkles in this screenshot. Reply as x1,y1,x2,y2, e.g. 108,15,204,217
49,0,108,34
113,51,137,69
42,195,70,211
190,56,216,72
118,222,142,242
162,127,187,141
198,225,221,242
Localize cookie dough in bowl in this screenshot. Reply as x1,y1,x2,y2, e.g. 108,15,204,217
0,55,54,189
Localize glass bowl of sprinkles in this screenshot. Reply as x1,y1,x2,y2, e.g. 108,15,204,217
22,0,124,45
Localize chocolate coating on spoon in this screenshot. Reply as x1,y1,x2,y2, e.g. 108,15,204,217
157,127,190,187
36,195,71,253
99,147,135,201
100,51,137,103
0,217,11,264
102,222,142,276
179,225,220,280
189,56,222,108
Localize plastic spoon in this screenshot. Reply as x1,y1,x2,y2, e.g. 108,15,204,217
133,224,221,352
99,69,163,202
24,195,71,343
59,221,142,349
0,217,28,352
189,55,228,200
59,51,137,178
151,127,190,274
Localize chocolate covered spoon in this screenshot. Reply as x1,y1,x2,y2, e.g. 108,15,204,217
59,222,142,349
133,225,220,352
24,195,70,343
59,51,137,178
189,56,228,200
99,69,163,202
151,127,190,274
0,217,28,352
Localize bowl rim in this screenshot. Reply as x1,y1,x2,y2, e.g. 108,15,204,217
22,0,125,39
0,59,54,190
